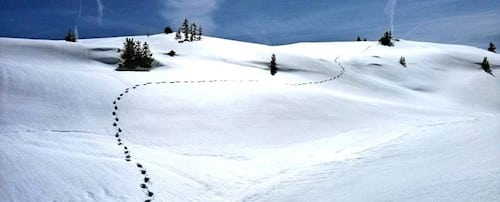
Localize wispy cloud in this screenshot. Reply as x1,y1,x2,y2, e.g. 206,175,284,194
402,11,500,46
160,0,222,33
96,0,104,26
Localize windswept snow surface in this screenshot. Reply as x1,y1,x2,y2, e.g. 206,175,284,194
1,34,499,201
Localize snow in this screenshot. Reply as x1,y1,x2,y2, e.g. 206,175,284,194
1,34,499,201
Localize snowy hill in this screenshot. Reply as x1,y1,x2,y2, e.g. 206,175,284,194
1,34,499,201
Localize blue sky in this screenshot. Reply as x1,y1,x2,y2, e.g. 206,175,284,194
1,0,499,47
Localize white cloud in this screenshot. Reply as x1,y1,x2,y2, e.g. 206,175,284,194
96,0,104,26
160,0,222,33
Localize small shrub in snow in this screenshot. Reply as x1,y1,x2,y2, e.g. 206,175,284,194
270,54,278,76
379,31,393,46
488,42,496,53
400,56,407,67
481,57,494,77
164,26,173,34
167,50,176,57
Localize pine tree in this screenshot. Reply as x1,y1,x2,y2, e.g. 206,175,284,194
400,56,407,67
120,38,138,69
119,38,154,70
140,42,154,68
481,57,494,76
356,36,362,41
488,42,496,53
190,23,197,42
182,19,190,41
175,28,181,40
270,54,277,76
65,29,76,42
198,25,203,40
363,38,367,41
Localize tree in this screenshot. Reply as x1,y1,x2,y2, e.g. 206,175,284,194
488,42,496,53
120,38,138,69
65,29,76,42
190,23,197,41
379,31,393,46
270,54,277,76
356,36,362,41
363,38,367,41
175,28,181,40
140,42,154,68
182,19,190,41
198,25,203,40
164,26,173,34
400,56,407,67
119,38,154,70
481,57,494,76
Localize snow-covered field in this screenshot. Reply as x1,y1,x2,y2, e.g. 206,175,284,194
1,34,499,201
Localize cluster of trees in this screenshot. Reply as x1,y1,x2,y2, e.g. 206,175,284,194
356,36,368,41
175,19,203,42
65,29,77,42
379,31,393,46
118,38,154,70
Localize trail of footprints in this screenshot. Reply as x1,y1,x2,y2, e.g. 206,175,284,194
111,58,345,201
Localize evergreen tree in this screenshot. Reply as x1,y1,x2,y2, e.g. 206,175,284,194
198,25,203,40
175,28,181,40
164,26,173,34
270,54,277,76
363,38,367,41
481,57,494,76
120,38,138,69
182,19,190,41
400,56,407,67
65,29,76,42
140,42,154,68
379,31,393,46
488,42,496,53
119,38,154,70
356,36,362,41
190,23,197,41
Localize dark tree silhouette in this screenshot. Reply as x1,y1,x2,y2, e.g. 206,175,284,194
270,54,277,76
119,38,154,70
481,57,494,77
164,26,173,34
175,28,181,40
182,19,190,41
379,31,393,46
356,36,362,41
167,50,176,57
400,56,407,67
140,42,154,68
488,42,496,53
190,23,197,41
64,29,76,42
198,25,203,40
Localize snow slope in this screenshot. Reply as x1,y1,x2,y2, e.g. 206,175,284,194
1,34,499,201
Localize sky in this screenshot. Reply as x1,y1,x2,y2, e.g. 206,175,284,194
0,0,499,47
